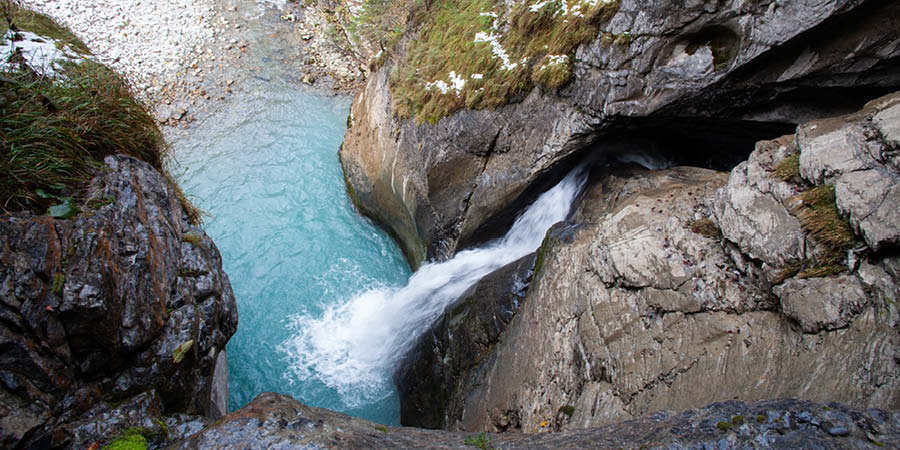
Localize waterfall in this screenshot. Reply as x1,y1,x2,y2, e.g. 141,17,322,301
279,165,589,407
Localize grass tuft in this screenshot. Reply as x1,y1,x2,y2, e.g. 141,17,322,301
774,154,801,184
1,5,200,223
791,185,856,266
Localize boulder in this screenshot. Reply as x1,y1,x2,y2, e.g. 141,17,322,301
0,155,237,449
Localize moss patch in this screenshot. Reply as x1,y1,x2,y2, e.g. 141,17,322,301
101,430,147,450
51,272,65,295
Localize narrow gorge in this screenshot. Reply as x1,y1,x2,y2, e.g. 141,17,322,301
2,0,900,448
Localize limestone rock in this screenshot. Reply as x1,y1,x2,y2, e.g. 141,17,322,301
774,275,868,333
0,155,237,449
435,164,900,433
797,93,900,251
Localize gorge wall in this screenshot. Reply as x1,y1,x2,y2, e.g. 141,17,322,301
340,0,900,268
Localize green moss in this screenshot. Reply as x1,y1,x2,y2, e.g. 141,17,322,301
178,268,209,278
716,421,732,432
756,414,767,423
101,431,147,450
375,425,388,432
559,405,576,417
731,415,745,426
51,273,65,295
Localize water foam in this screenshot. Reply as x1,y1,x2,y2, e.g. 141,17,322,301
279,166,589,407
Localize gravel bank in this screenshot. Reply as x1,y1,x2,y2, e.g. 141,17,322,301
30,0,217,102
29,0,368,124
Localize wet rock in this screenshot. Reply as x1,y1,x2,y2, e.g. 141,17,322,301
0,156,237,449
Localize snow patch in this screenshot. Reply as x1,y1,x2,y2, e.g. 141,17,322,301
474,31,518,71
0,31,84,77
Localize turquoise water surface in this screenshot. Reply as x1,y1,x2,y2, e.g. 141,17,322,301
171,85,410,425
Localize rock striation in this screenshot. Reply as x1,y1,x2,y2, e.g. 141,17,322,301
0,155,237,449
397,92,900,433
340,0,900,267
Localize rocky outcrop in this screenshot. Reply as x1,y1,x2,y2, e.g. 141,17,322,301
172,392,900,449
397,92,900,433
340,0,900,266
0,155,237,448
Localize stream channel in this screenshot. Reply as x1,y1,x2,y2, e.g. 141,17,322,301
171,83,410,424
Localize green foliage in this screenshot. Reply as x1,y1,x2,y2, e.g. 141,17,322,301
716,420,732,432
388,0,619,123
731,415,745,426
464,432,494,450
0,1,91,54
756,413,767,423
375,425,388,432
559,404,576,417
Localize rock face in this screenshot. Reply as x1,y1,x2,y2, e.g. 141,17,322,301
172,392,900,449
340,0,900,266
0,155,237,449
398,93,900,433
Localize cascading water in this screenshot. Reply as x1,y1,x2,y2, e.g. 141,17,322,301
279,165,589,406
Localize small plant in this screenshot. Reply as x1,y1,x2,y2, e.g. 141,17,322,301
172,339,194,364
51,273,65,295
756,413,767,423
375,425,388,432
558,404,575,417
464,432,494,450
731,415,745,426
716,420,732,432
101,428,147,450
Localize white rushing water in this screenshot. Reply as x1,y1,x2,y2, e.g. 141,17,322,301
279,165,589,407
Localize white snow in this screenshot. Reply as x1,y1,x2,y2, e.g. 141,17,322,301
0,31,83,77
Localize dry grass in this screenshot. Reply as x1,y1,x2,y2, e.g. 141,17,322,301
687,217,721,239
773,154,801,184
387,0,619,123
1,5,200,223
